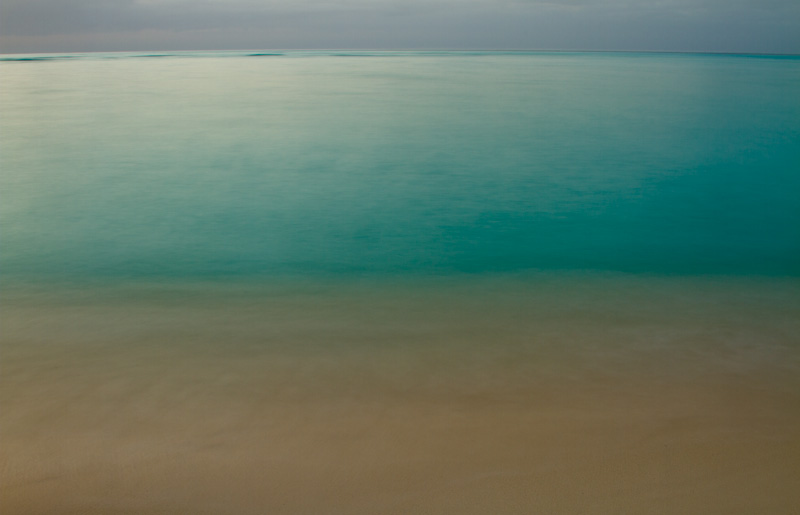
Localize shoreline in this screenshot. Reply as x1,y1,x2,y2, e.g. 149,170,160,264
3,273,799,513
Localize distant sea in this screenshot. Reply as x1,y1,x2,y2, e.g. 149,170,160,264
2,51,799,513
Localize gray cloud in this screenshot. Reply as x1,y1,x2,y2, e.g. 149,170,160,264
1,0,798,53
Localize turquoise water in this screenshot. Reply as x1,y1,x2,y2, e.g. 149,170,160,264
2,51,799,282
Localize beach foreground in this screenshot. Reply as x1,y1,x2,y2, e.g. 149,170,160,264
3,274,799,514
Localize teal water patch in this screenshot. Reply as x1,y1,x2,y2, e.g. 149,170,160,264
2,52,799,283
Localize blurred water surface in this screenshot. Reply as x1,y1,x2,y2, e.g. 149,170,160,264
3,51,799,281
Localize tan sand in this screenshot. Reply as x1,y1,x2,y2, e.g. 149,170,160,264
2,276,799,513
4,377,799,514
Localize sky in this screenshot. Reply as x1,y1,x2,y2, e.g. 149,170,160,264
1,0,799,54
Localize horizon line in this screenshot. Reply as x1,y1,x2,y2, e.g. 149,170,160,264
2,48,799,57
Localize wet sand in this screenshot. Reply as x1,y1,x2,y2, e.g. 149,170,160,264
3,275,799,513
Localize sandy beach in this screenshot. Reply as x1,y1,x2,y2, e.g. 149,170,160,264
3,276,799,514
4,382,799,514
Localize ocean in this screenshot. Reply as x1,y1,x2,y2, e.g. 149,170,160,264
2,51,799,513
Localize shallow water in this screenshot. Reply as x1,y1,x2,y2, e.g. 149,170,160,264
2,51,799,280
3,273,800,513
2,51,800,513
